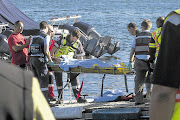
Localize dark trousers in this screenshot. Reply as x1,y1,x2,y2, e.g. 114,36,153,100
54,72,82,101
29,57,49,101
134,57,150,103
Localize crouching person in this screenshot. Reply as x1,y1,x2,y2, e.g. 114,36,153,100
54,29,86,103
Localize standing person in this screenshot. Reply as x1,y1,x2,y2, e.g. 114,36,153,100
54,29,86,103
127,22,140,36
149,17,165,63
150,9,180,120
0,60,55,120
127,22,141,69
29,21,54,101
47,25,57,101
8,21,32,69
129,19,152,105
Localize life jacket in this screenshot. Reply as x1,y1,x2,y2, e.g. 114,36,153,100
149,27,162,57
29,31,47,56
135,31,151,56
54,34,80,58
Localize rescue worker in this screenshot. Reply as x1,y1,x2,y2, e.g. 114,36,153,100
129,19,152,105
150,9,180,120
0,60,55,120
29,21,54,101
127,22,140,68
54,29,86,103
149,17,165,63
47,25,57,101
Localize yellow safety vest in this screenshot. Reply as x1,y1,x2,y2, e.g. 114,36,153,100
166,9,180,120
171,90,180,120
54,34,80,58
149,27,161,57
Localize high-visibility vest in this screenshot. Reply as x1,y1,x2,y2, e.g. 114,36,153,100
171,90,180,120
164,9,180,120
149,27,161,58
54,34,80,58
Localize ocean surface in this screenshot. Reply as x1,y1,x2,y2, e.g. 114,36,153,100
10,0,180,100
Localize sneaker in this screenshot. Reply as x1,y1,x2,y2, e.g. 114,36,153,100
49,103,58,107
77,98,87,103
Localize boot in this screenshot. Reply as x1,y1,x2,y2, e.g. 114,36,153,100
77,97,87,103
56,89,64,104
48,85,56,101
72,88,87,103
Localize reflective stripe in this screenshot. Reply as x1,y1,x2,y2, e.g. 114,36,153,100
41,88,48,91
176,90,180,102
136,36,151,39
48,84,54,87
149,44,156,48
135,46,149,52
57,86,63,89
72,85,80,89
152,32,159,48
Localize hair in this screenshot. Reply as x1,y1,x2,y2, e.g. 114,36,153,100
156,17,165,28
14,20,23,27
40,21,48,30
141,19,152,30
71,29,81,39
127,22,137,29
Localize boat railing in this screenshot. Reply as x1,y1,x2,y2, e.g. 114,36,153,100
49,15,81,26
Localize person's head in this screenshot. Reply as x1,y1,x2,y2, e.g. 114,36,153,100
40,21,48,33
14,21,24,34
48,25,55,39
127,22,138,36
156,17,165,28
70,29,81,42
141,19,152,31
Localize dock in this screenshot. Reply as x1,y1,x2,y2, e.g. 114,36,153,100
51,100,150,120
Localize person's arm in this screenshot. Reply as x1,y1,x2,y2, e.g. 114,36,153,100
12,36,32,52
76,41,85,59
149,37,156,62
44,35,53,62
129,47,135,63
129,37,136,63
50,42,59,56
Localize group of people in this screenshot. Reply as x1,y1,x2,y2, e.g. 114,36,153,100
7,20,87,105
127,9,180,120
1,8,180,120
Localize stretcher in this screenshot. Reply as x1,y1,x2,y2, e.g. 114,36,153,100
48,60,131,99
48,64,130,75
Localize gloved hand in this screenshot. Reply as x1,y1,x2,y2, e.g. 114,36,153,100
127,62,132,69
150,62,155,69
48,61,54,66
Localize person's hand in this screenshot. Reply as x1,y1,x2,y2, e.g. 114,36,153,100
48,61,54,66
127,62,132,69
27,35,32,44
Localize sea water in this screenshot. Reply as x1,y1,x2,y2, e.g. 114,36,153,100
10,0,180,100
